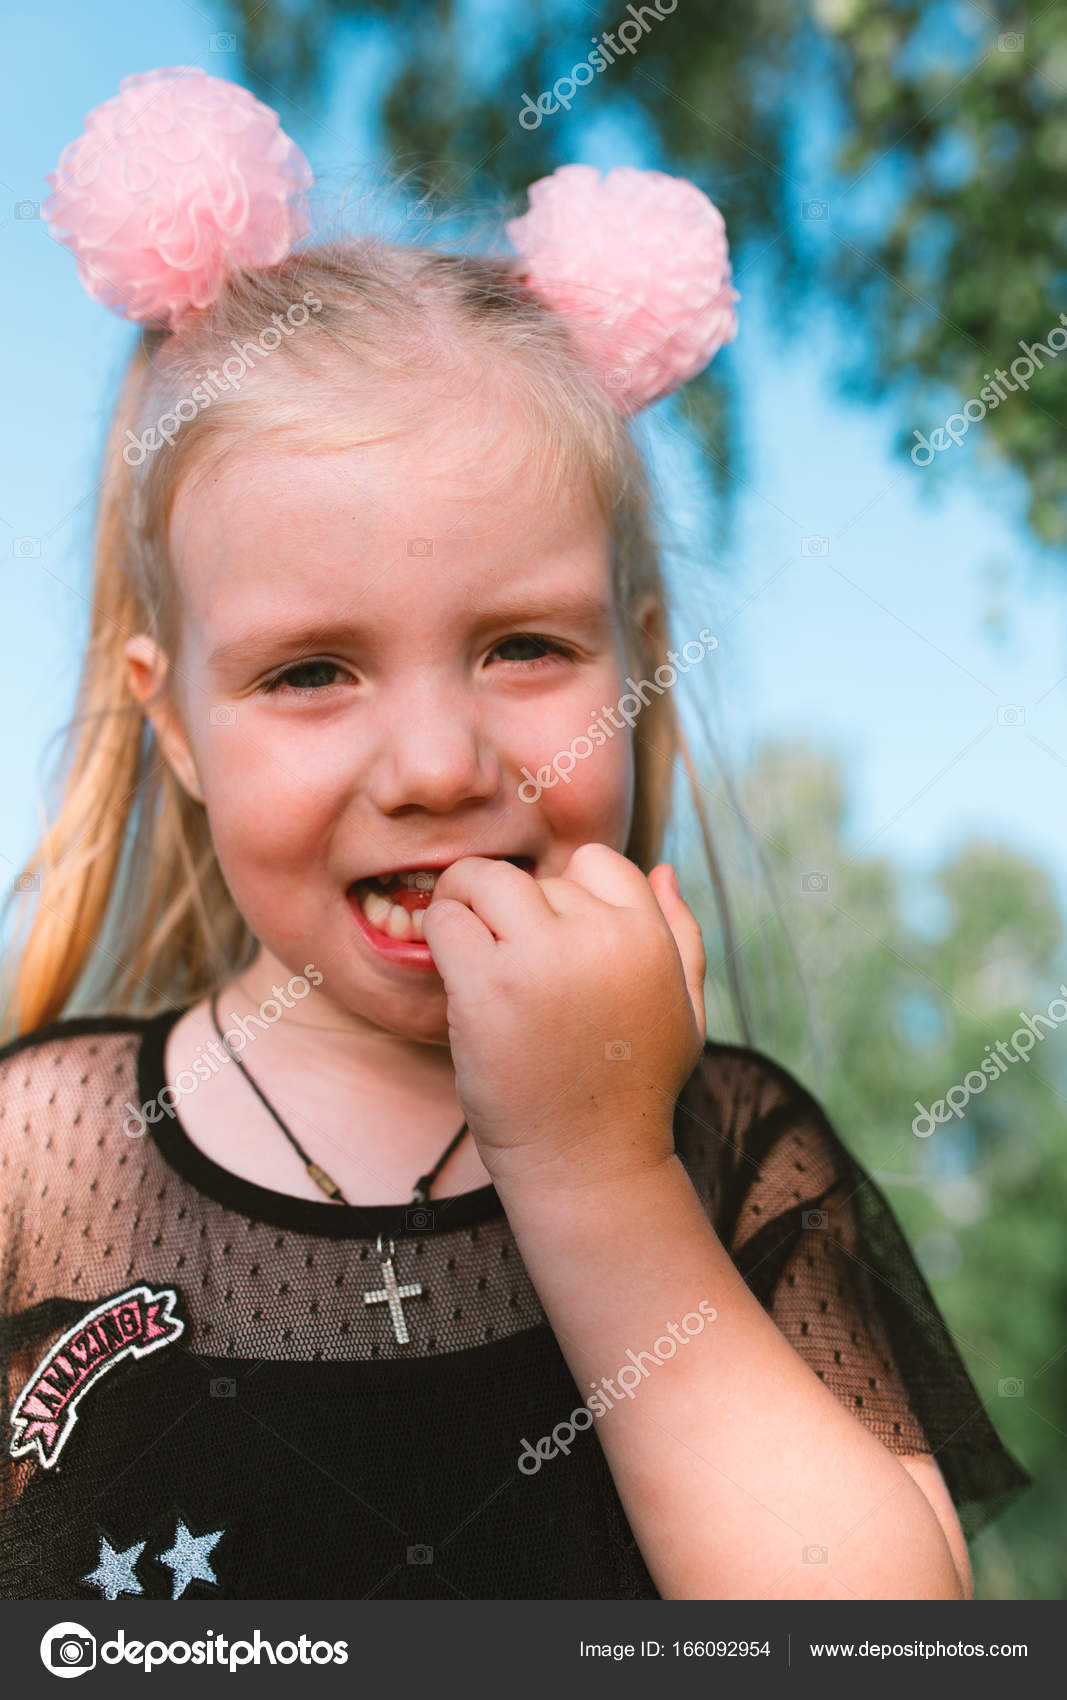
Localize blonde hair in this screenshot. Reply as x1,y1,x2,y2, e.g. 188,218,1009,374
0,233,759,1044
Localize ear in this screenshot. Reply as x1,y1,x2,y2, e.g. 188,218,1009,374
630,592,665,659
124,634,205,805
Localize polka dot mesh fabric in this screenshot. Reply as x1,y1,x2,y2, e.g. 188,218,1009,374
675,1044,1032,1544
0,1008,1031,1598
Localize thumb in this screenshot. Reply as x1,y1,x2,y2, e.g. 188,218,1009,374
649,864,707,1043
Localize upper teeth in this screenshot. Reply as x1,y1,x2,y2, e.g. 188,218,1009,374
360,886,428,940
378,869,440,890
357,861,526,941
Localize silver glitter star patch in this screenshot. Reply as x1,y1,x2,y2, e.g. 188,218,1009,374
82,1534,146,1601
156,1517,225,1600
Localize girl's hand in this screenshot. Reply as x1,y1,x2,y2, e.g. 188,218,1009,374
420,843,706,1192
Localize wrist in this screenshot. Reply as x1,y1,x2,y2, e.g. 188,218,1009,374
489,1138,684,1215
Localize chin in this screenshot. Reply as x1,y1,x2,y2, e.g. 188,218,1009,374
339,976,451,1043
372,1003,452,1046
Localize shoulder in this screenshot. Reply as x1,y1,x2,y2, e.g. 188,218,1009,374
678,1036,842,1161
0,1013,154,1153
675,1038,858,1249
0,1013,162,1266
0,1010,154,1058
0,1010,151,1074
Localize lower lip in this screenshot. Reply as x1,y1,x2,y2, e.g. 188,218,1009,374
346,885,440,972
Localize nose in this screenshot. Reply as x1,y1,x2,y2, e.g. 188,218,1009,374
364,679,502,816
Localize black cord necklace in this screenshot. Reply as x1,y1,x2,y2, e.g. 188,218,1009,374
209,990,469,1207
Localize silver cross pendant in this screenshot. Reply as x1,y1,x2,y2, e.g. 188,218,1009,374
363,1234,423,1345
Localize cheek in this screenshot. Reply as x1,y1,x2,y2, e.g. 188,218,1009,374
538,739,635,846
510,680,636,839
197,722,344,883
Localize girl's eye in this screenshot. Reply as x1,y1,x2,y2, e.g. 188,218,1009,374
490,634,574,669
259,635,573,695
260,660,349,696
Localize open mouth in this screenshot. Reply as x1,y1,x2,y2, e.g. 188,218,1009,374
348,855,536,943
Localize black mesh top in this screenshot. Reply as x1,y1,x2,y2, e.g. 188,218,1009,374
0,1005,1031,1600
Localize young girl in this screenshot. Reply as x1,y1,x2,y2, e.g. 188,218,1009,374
0,67,1029,1602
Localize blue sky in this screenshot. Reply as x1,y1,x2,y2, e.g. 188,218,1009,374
3,0,1067,957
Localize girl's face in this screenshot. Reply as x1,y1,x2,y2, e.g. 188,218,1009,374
135,386,655,1044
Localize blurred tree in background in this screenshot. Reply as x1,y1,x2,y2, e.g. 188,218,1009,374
685,738,1066,1598
223,0,1064,1599
228,0,1067,544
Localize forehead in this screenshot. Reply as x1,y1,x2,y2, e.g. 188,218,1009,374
168,400,611,640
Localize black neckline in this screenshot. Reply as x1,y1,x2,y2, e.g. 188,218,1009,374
136,1004,504,1239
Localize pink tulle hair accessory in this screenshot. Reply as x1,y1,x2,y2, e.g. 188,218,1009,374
506,163,739,414
43,66,313,333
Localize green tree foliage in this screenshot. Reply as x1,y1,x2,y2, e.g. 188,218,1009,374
228,0,1067,543
689,738,1066,1598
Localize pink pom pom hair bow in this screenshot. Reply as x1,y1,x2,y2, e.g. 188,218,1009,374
43,67,738,412
43,67,314,335
506,163,738,414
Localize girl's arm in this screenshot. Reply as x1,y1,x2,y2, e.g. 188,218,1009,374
896,1452,974,1597
495,1149,970,1601
420,850,974,1600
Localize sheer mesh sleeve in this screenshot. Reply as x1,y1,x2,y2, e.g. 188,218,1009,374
673,1042,1033,1544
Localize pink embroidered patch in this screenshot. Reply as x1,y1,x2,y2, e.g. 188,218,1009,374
9,1285,184,1469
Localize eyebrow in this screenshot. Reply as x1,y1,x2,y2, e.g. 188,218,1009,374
208,620,372,672
207,591,614,671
